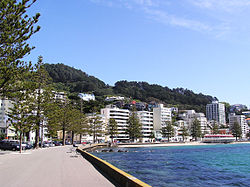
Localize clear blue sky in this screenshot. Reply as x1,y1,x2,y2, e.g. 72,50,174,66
25,0,250,107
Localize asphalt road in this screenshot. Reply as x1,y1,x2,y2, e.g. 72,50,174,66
0,146,115,187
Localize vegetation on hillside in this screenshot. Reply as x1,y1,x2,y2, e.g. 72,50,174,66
45,63,216,113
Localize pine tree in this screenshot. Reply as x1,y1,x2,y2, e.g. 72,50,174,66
88,115,104,143
67,109,88,144
46,101,76,145
127,111,142,142
0,0,40,96
107,118,118,143
232,122,242,141
191,118,202,141
30,56,53,148
162,121,175,142
180,126,189,142
8,89,33,153
212,121,219,134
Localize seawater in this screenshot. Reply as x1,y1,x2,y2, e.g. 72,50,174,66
93,143,250,187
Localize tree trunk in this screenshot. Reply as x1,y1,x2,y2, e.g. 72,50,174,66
41,121,44,148
72,131,74,145
62,127,65,146
19,132,22,154
80,134,82,144
35,127,40,149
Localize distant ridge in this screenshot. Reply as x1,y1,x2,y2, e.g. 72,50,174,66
45,63,216,113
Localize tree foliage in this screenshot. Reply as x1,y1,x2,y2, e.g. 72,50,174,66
8,89,33,152
88,115,104,143
44,64,217,114
127,111,142,141
161,121,175,142
0,0,40,96
212,121,219,134
191,118,202,141
107,118,118,143
180,126,189,141
232,122,242,141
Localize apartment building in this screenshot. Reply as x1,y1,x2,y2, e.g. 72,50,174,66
229,113,249,139
178,110,209,134
0,99,15,139
101,105,130,141
206,101,226,125
153,104,172,130
137,111,153,142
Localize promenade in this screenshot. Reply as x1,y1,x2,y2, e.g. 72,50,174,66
0,146,115,187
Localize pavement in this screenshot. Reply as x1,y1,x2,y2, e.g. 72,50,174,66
0,146,115,187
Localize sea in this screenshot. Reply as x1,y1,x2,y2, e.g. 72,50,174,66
93,143,250,187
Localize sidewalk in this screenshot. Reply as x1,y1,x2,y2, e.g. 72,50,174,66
0,146,115,187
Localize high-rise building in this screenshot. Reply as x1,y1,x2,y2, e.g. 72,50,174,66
153,104,172,130
101,105,130,141
178,110,208,134
206,101,226,125
229,113,249,139
137,111,153,142
0,99,15,139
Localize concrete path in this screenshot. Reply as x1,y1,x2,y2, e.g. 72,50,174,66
0,146,115,187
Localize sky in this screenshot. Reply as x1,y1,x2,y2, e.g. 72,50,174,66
24,0,250,107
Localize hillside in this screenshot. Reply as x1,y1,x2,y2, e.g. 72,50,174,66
44,63,113,96
45,63,216,113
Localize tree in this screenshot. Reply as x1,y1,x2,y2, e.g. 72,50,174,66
88,115,104,143
180,126,189,142
67,109,88,144
46,101,77,145
126,111,142,142
191,118,202,141
212,121,219,134
8,90,33,153
107,118,118,143
149,131,155,142
232,122,242,141
0,132,5,140
0,0,40,96
161,121,174,142
30,56,53,148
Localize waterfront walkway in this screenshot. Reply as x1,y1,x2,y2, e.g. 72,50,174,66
0,146,115,187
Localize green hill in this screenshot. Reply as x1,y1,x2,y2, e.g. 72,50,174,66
45,63,216,113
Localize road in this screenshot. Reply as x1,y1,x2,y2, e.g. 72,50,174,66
0,146,115,187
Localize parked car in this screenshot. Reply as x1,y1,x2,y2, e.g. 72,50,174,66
24,142,33,149
0,140,20,151
53,141,62,146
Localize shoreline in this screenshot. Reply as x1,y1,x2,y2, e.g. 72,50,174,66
117,141,250,148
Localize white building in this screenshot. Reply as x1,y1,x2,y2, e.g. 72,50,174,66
178,110,208,134
206,101,226,125
137,111,153,142
79,93,95,102
153,104,172,131
0,99,15,139
53,91,67,102
105,96,124,102
229,113,249,139
101,105,129,141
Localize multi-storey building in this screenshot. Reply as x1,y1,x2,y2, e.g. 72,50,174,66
137,111,153,142
206,101,226,125
178,110,209,134
229,113,249,139
0,99,15,139
79,93,95,102
153,104,172,130
101,105,129,141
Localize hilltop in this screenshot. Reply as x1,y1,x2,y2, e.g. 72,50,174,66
44,63,217,113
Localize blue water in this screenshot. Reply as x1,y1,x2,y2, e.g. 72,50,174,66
93,144,250,187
